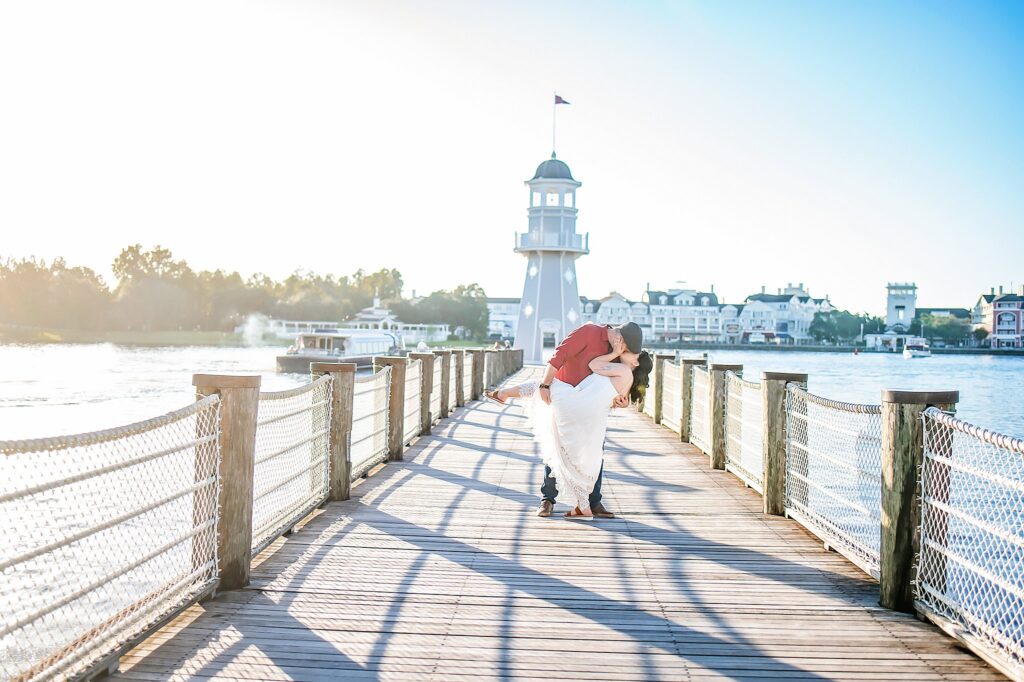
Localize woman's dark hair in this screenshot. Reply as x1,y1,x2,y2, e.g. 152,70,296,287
629,351,654,404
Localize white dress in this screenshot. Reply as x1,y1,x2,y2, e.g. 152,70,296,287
526,373,620,511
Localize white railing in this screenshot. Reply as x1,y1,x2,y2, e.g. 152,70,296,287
350,365,391,479
725,372,764,493
430,358,442,424
917,408,1024,679
785,385,882,578
251,375,332,556
403,359,423,445
661,361,682,434
462,353,473,402
0,396,222,682
689,365,711,454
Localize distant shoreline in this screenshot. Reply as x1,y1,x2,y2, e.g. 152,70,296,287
645,342,1024,357
0,325,249,347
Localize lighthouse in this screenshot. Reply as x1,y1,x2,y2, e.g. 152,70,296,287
513,153,589,363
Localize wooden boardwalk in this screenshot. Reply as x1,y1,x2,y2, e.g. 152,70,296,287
115,368,999,681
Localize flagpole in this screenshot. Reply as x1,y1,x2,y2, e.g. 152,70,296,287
552,92,556,156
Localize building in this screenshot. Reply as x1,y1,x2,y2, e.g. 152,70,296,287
513,153,588,363
973,285,1024,349
489,282,833,346
885,282,918,332
342,298,450,344
486,297,521,340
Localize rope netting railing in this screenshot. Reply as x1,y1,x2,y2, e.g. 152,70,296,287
448,357,458,412
725,372,764,493
430,358,442,425
917,408,1024,678
351,365,391,480
403,359,423,446
462,353,473,403
642,355,659,419
689,365,711,454
250,375,332,557
785,384,882,578
0,396,222,682
661,361,682,434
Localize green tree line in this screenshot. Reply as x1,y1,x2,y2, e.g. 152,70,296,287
0,245,489,338
809,310,984,346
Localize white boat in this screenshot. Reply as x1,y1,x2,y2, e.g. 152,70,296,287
277,329,404,372
903,343,932,359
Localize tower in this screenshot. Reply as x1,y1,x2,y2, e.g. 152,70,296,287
886,282,917,331
513,153,588,363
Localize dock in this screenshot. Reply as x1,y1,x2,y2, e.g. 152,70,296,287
110,367,998,681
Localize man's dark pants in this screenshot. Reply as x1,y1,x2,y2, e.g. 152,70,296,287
541,462,604,509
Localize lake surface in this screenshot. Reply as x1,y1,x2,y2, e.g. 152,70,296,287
1,343,1023,440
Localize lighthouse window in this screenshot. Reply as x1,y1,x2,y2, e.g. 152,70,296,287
532,192,541,206
565,193,574,208
546,192,559,206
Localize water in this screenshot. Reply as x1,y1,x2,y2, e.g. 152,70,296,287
1,343,1023,439
687,348,1024,438
0,343,308,440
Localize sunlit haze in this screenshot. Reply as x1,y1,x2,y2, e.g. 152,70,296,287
1,1,1021,313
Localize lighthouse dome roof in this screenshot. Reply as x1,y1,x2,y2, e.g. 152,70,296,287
531,154,574,181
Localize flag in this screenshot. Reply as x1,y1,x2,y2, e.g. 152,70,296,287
554,94,570,105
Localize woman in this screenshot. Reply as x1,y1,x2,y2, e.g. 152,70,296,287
488,348,653,517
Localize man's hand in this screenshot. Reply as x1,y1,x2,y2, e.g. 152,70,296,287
612,394,630,408
610,333,626,357
539,386,552,404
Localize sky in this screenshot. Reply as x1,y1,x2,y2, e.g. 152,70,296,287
1,0,1021,315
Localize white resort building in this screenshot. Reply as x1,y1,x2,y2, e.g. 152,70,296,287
490,283,833,345
262,298,450,345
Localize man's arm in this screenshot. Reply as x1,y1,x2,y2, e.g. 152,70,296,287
547,323,592,371
538,363,558,405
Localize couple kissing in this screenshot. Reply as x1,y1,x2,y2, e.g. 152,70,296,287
487,322,653,519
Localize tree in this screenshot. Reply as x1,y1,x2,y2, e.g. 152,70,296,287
391,283,490,340
973,327,990,345
809,310,872,344
919,314,970,346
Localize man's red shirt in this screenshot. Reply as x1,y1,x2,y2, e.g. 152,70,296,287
548,323,611,387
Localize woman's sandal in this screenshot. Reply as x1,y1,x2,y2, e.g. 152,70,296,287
564,506,593,519
484,390,506,405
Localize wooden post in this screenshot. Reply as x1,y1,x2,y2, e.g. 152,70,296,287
311,362,356,502
192,374,261,591
484,350,498,389
761,372,808,516
653,354,673,424
374,356,407,461
879,389,958,612
433,350,452,419
410,352,434,436
513,348,523,371
708,364,742,470
470,349,485,401
679,358,707,443
452,349,466,407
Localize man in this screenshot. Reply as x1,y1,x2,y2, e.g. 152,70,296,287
536,321,643,518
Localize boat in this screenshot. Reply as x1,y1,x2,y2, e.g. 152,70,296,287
276,329,405,373
903,343,932,359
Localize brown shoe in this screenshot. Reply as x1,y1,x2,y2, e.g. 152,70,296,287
591,503,615,519
536,500,554,517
